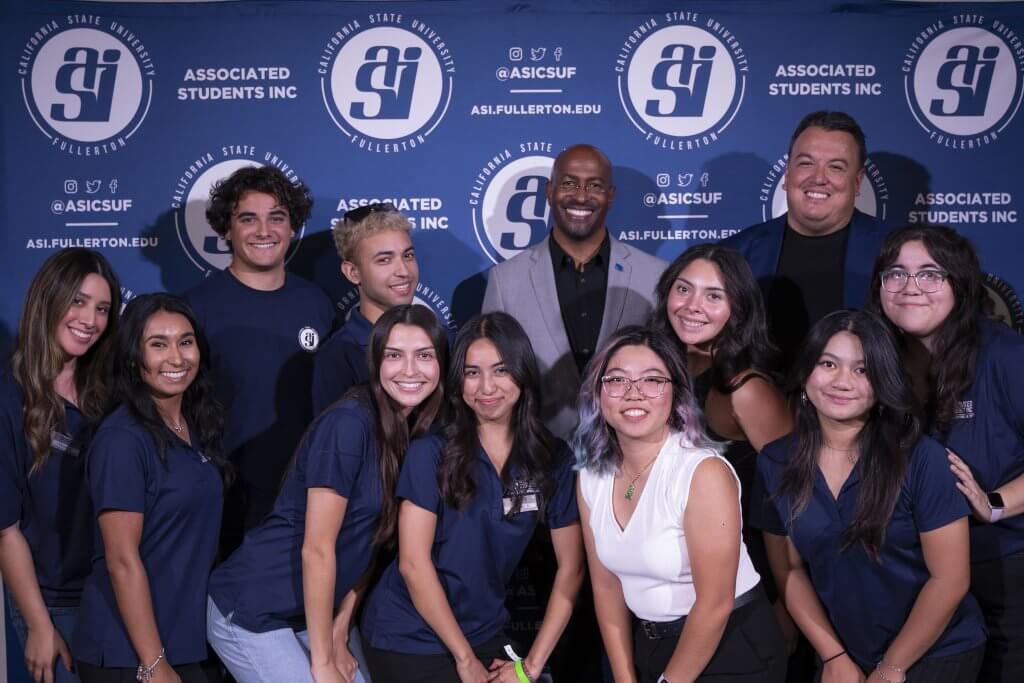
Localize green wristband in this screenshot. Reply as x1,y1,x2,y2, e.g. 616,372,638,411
514,659,533,683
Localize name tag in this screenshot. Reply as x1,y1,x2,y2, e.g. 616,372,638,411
50,430,80,457
504,493,539,515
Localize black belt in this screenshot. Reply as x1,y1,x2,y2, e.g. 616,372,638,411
636,583,762,640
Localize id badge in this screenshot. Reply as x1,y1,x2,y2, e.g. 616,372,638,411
503,493,539,515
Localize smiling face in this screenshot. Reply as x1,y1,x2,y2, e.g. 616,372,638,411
379,323,441,416
461,338,521,428
342,228,419,324
55,272,112,360
225,191,294,275
666,258,732,351
878,240,956,352
784,126,864,236
140,311,200,401
599,344,673,447
805,331,875,428
546,146,615,242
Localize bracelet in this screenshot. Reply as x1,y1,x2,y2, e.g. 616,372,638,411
822,649,846,664
136,648,165,682
874,664,906,683
514,659,534,683
657,676,673,683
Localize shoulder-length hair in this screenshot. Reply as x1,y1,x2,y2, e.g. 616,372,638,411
572,326,712,476
109,293,228,473
12,248,121,474
439,312,556,518
650,243,778,392
359,304,448,545
778,310,921,560
866,225,984,432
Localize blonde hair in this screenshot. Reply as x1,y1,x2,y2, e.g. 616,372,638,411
334,209,412,262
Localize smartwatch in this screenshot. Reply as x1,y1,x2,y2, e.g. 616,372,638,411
988,491,1006,522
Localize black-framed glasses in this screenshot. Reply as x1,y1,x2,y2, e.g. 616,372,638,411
880,268,949,293
343,202,397,224
600,375,672,399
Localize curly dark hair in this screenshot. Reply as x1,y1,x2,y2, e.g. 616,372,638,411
650,243,779,393
205,166,313,237
866,225,985,432
109,293,229,475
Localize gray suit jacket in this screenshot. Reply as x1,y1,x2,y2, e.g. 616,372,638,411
482,234,667,440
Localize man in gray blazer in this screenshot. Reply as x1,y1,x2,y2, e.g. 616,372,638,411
482,144,666,441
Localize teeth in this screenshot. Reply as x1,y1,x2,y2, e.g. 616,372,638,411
161,370,187,379
567,208,592,217
250,242,277,249
69,327,93,340
624,409,647,417
680,319,706,328
806,191,828,199
396,382,422,390
391,283,411,292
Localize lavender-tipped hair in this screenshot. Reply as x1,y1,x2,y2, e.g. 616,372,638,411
572,325,713,475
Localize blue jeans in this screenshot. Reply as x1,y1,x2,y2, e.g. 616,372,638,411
206,597,369,683
8,598,81,683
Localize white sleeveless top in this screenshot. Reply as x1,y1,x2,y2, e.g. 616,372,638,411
579,432,760,621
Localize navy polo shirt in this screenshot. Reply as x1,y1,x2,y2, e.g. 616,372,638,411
311,308,372,416
939,319,1024,562
208,398,384,633
185,269,335,492
361,435,578,654
0,374,92,606
752,435,986,670
73,405,224,667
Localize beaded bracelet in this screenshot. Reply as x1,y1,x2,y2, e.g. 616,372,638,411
136,648,165,682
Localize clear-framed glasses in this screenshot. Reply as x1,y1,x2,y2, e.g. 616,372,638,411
600,375,672,399
557,179,609,195
880,268,949,293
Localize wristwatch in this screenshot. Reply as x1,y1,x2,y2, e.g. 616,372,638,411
988,491,1006,522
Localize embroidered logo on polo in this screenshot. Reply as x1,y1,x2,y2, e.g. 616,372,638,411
758,154,890,223
953,400,975,420
298,326,321,352
319,14,455,153
503,480,541,515
903,16,1024,149
168,148,307,275
616,12,747,150
18,15,154,156
469,143,555,264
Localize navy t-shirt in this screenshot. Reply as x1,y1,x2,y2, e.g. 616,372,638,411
311,308,372,416
0,373,92,606
752,434,986,669
185,270,335,493
938,318,1024,562
73,405,224,667
208,398,385,633
361,435,578,654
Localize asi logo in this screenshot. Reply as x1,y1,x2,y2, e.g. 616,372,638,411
20,19,154,155
617,15,747,150
983,272,1024,332
469,146,554,264
321,20,454,153
759,155,889,224
170,153,307,275
333,282,455,330
904,18,1024,148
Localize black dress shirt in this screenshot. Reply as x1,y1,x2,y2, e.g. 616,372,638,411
548,233,610,375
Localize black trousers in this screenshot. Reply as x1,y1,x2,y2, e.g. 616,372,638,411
364,634,513,683
77,661,215,683
633,587,787,683
970,550,1024,683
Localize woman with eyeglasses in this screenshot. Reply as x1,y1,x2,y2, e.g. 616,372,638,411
72,294,229,683
360,312,583,683
867,225,1024,682
575,326,785,683
207,304,448,683
1,249,120,683
753,310,986,683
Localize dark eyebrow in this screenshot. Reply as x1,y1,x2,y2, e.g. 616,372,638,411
676,276,724,292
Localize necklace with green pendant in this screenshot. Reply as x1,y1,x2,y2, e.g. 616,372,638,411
622,454,659,501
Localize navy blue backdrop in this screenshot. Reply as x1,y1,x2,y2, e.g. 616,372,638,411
3,0,1024,679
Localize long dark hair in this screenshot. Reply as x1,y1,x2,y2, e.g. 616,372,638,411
13,249,122,474
866,225,984,432
360,304,448,545
573,326,713,476
439,312,556,518
778,310,920,560
651,243,778,392
109,294,227,472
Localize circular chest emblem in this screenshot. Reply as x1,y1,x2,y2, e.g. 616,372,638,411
298,326,321,352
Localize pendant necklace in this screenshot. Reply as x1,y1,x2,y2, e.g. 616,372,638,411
623,455,658,501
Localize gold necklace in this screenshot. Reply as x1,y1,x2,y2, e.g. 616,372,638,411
623,455,658,501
